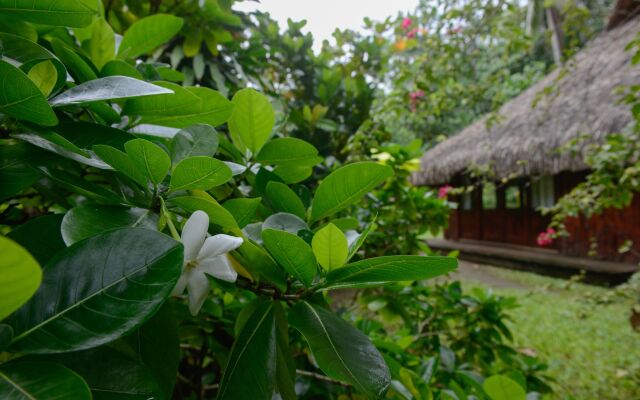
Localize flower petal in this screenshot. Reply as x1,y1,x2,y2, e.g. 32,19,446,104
181,210,209,261
197,234,243,260
200,254,238,283
187,270,210,316
171,269,189,296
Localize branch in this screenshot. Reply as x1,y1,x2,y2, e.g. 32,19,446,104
296,369,351,387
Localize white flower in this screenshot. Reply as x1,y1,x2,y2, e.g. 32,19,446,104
172,210,243,315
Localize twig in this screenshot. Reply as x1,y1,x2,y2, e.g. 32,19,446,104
296,369,351,387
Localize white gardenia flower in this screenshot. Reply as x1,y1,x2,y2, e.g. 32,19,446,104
172,210,243,315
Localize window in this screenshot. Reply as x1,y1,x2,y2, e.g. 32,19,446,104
505,186,521,209
482,183,497,210
462,190,473,210
531,175,555,209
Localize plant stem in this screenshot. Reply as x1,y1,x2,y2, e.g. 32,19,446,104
296,369,351,387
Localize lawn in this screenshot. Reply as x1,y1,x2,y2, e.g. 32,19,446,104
454,262,640,400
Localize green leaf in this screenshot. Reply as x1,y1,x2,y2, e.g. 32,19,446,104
322,255,457,290
0,60,57,126
262,229,317,287
266,181,306,219
232,241,287,291
0,236,41,321
0,324,12,351
0,140,42,201
263,212,308,235
7,214,65,266
123,304,180,399
55,121,134,151
256,137,322,167
0,15,37,41
310,162,393,222
100,60,144,79
169,196,238,229
483,375,526,400
8,228,183,354
217,299,276,400
312,223,348,272
273,165,313,184
347,217,377,261
171,124,219,164
289,301,391,398
50,76,173,106
118,14,184,59
0,0,97,27
27,60,57,97
50,38,98,83
89,18,115,69
0,32,67,94
0,361,91,399
274,301,296,400
123,83,233,128
169,156,232,192
42,346,164,400
61,205,158,245
38,166,123,204
228,88,274,154
93,145,148,187
124,139,171,185
222,198,261,228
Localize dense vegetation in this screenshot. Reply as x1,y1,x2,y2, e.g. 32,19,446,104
0,0,637,399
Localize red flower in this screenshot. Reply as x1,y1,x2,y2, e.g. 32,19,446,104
407,27,419,39
537,228,556,246
438,185,453,199
402,17,412,29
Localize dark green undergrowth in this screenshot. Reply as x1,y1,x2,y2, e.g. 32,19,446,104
459,265,640,400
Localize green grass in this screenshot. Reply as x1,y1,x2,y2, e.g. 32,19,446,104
458,266,640,400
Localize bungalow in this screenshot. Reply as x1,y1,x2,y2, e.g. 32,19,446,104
413,10,640,282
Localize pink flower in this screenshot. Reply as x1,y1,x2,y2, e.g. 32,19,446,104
537,228,556,246
450,25,462,34
402,18,412,29
407,27,419,39
409,90,425,101
438,185,453,199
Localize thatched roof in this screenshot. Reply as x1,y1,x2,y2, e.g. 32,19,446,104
414,16,640,186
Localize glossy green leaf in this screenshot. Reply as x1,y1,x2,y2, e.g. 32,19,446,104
169,196,238,229
228,88,274,154
262,229,317,287
263,212,308,235
0,60,57,126
0,236,42,321
217,300,276,400
13,131,109,169
123,304,180,399
55,121,134,151
0,32,67,94
483,375,526,400
0,15,37,41
289,301,391,398
274,301,296,400
27,61,57,97
273,165,313,184
171,124,219,164
123,83,233,128
222,198,261,228
50,38,98,83
0,324,12,351
118,14,184,59
169,156,232,192
312,223,348,271
256,137,322,167
347,217,377,261
50,76,173,106
39,166,124,204
61,205,158,245
0,361,91,399
89,18,115,69
124,139,171,185
93,145,148,186
43,346,164,400
232,240,287,291
0,140,42,201
310,162,393,222
6,214,65,266
0,0,97,27
266,181,306,219
322,255,457,290
101,59,144,79
8,228,183,354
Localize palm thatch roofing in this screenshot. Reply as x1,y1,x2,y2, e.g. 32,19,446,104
414,16,640,186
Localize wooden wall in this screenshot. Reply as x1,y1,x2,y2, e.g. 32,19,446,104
445,171,640,263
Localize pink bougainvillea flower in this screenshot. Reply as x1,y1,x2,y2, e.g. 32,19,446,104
409,90,425,101
402,17,412,29
438,185,453,199
407,27,419,39
536,228,556,246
